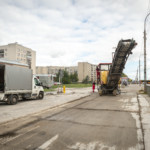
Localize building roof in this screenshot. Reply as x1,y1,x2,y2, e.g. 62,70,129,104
0,58,28,67
0,42,36,52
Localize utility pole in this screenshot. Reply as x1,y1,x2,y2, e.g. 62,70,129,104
135,68,138,83
144,13,150,93
137,68,138,83
139,58,141,85
144,29,147,92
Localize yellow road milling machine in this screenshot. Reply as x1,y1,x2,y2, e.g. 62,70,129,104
96,39,137,96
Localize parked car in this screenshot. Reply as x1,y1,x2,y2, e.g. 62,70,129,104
54,82,61,85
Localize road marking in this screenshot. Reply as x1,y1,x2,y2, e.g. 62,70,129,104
68,142,116,150
36,134,59,150
0,125,40,144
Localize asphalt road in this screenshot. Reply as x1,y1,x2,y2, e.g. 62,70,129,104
0,85,144,150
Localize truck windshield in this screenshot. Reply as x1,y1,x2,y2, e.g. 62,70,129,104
100,65,109,71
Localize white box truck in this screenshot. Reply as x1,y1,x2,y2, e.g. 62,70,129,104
0,64,44,105
36,74,56,89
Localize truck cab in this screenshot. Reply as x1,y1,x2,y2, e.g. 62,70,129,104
32,76,44,99
99,63,112,84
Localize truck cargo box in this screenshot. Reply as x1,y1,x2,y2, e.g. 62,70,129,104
0,64,32,92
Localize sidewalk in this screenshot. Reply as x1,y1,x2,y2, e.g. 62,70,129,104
138,94,150,150
0,88,92,124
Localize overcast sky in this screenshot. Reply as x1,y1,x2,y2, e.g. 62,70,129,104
0,0,150,79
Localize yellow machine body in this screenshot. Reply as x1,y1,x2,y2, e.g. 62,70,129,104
100,71,109,84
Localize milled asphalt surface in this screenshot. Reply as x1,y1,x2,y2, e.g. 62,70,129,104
0,88,91,124
0,85,150,150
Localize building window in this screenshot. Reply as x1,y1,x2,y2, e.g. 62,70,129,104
0,49,4,58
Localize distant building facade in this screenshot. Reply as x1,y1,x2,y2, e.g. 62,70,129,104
36,66,78,75
37,62,97,82
0,42,36,73
78,62,97,82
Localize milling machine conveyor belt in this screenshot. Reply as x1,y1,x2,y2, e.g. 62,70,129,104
107,39,137,89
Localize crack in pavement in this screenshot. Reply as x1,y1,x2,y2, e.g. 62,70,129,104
47,119,141,130
70,107,139,113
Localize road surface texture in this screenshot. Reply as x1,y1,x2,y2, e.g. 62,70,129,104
0,85,150,150
0,88,91,124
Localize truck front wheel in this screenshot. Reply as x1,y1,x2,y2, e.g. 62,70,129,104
8,95,18,105
38,92,44,100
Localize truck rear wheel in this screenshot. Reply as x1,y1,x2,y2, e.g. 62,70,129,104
38,92,44,99
8,95,18,105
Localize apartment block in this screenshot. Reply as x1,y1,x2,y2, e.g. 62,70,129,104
0,42,36,73
91,64,97,82
36,66,78,75
78,62,91,82
36,62,97,82
78,62,97,82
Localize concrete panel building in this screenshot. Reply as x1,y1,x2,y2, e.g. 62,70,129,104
36,66,49,74
37,62,97,82
78,62,91,82
36,66,78,75
0,42,36,74
78,62,97,82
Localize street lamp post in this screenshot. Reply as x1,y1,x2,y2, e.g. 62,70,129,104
144,13,150,93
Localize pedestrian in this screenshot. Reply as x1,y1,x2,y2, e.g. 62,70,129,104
92,81,96,92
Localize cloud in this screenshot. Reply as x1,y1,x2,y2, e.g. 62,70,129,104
0,0,150,79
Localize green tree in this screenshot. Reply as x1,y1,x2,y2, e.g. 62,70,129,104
82,75,89,84
73,71,78,82
55,72,60,82
70,73,73,82
70,71,78,83
62,70,71,84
